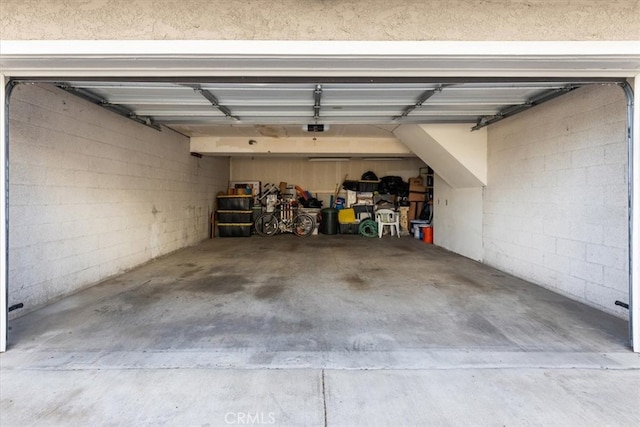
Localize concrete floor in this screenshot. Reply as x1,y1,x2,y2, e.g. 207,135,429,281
1,236,639,426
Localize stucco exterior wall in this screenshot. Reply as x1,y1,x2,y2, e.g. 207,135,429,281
1,0,638,41
8,84,229,317
484,84,629,318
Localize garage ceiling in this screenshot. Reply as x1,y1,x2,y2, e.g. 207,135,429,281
51,79,607,136
3,41,637,138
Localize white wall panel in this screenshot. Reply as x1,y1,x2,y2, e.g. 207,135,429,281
433,176,484,261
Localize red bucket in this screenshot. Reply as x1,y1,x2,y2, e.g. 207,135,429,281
422,226,433,244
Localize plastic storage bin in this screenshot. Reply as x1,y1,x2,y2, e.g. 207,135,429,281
339,222,359,234
217,195,253,210
217,210,252,223
357,180,380,192
218,223,253,237
338,208,356,223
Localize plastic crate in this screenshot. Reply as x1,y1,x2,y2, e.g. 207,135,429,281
218,223,253,237
217,195,253,210
357,180,380,192
217,210,253,223
339,222,360,235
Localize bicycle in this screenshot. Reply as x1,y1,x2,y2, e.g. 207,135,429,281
254,202,315,237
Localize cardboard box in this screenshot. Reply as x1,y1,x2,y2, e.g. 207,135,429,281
356,195,374,205
408,176,423,186
229,181,261,197
409,183,426,193
409,191,426,202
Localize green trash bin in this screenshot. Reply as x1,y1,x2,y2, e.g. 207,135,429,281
320,208,338,235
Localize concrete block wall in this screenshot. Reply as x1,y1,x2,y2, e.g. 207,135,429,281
484,84,629,318
8,84,229,317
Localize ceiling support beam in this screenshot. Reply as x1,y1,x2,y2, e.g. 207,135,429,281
186,84,239,121
394,86,445,121
55,83,161,131
472,84,581,131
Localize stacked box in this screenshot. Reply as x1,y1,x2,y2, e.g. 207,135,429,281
217,195,254,237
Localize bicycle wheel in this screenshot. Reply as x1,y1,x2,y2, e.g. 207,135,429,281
292,214,315,237
254,213,279,237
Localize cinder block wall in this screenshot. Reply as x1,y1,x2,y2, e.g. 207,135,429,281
484,84,629,318
8,84,229,317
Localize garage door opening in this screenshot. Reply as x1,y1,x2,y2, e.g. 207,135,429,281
0,41,637,354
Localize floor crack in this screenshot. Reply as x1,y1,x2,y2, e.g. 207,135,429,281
322,369,328,427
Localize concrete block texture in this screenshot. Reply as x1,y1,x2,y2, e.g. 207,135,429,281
484,84,629,318
8,84,229,317
0,0,638,40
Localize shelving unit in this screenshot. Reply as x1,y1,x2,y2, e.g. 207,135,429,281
420,166,435,206
405,166,433,224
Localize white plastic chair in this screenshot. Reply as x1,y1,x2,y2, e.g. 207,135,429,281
375,208,400,238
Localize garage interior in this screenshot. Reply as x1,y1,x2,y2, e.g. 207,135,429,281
0,40,639,424
4,73,635,331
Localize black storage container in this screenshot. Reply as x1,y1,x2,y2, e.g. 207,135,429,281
321,208,338,235
357,180,381,192
218,223,253,237
358,180,380,193
217,195,253,210
217,210,252,223
339,222,359,235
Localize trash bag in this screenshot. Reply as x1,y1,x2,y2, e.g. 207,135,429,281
379,176,407,195
361,171,378,181
397,182,410,197
298,197,322,208
342,180,359,191
307,198,323,208
419,202,431,221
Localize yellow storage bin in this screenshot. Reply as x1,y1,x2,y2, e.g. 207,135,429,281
338,208,356,224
